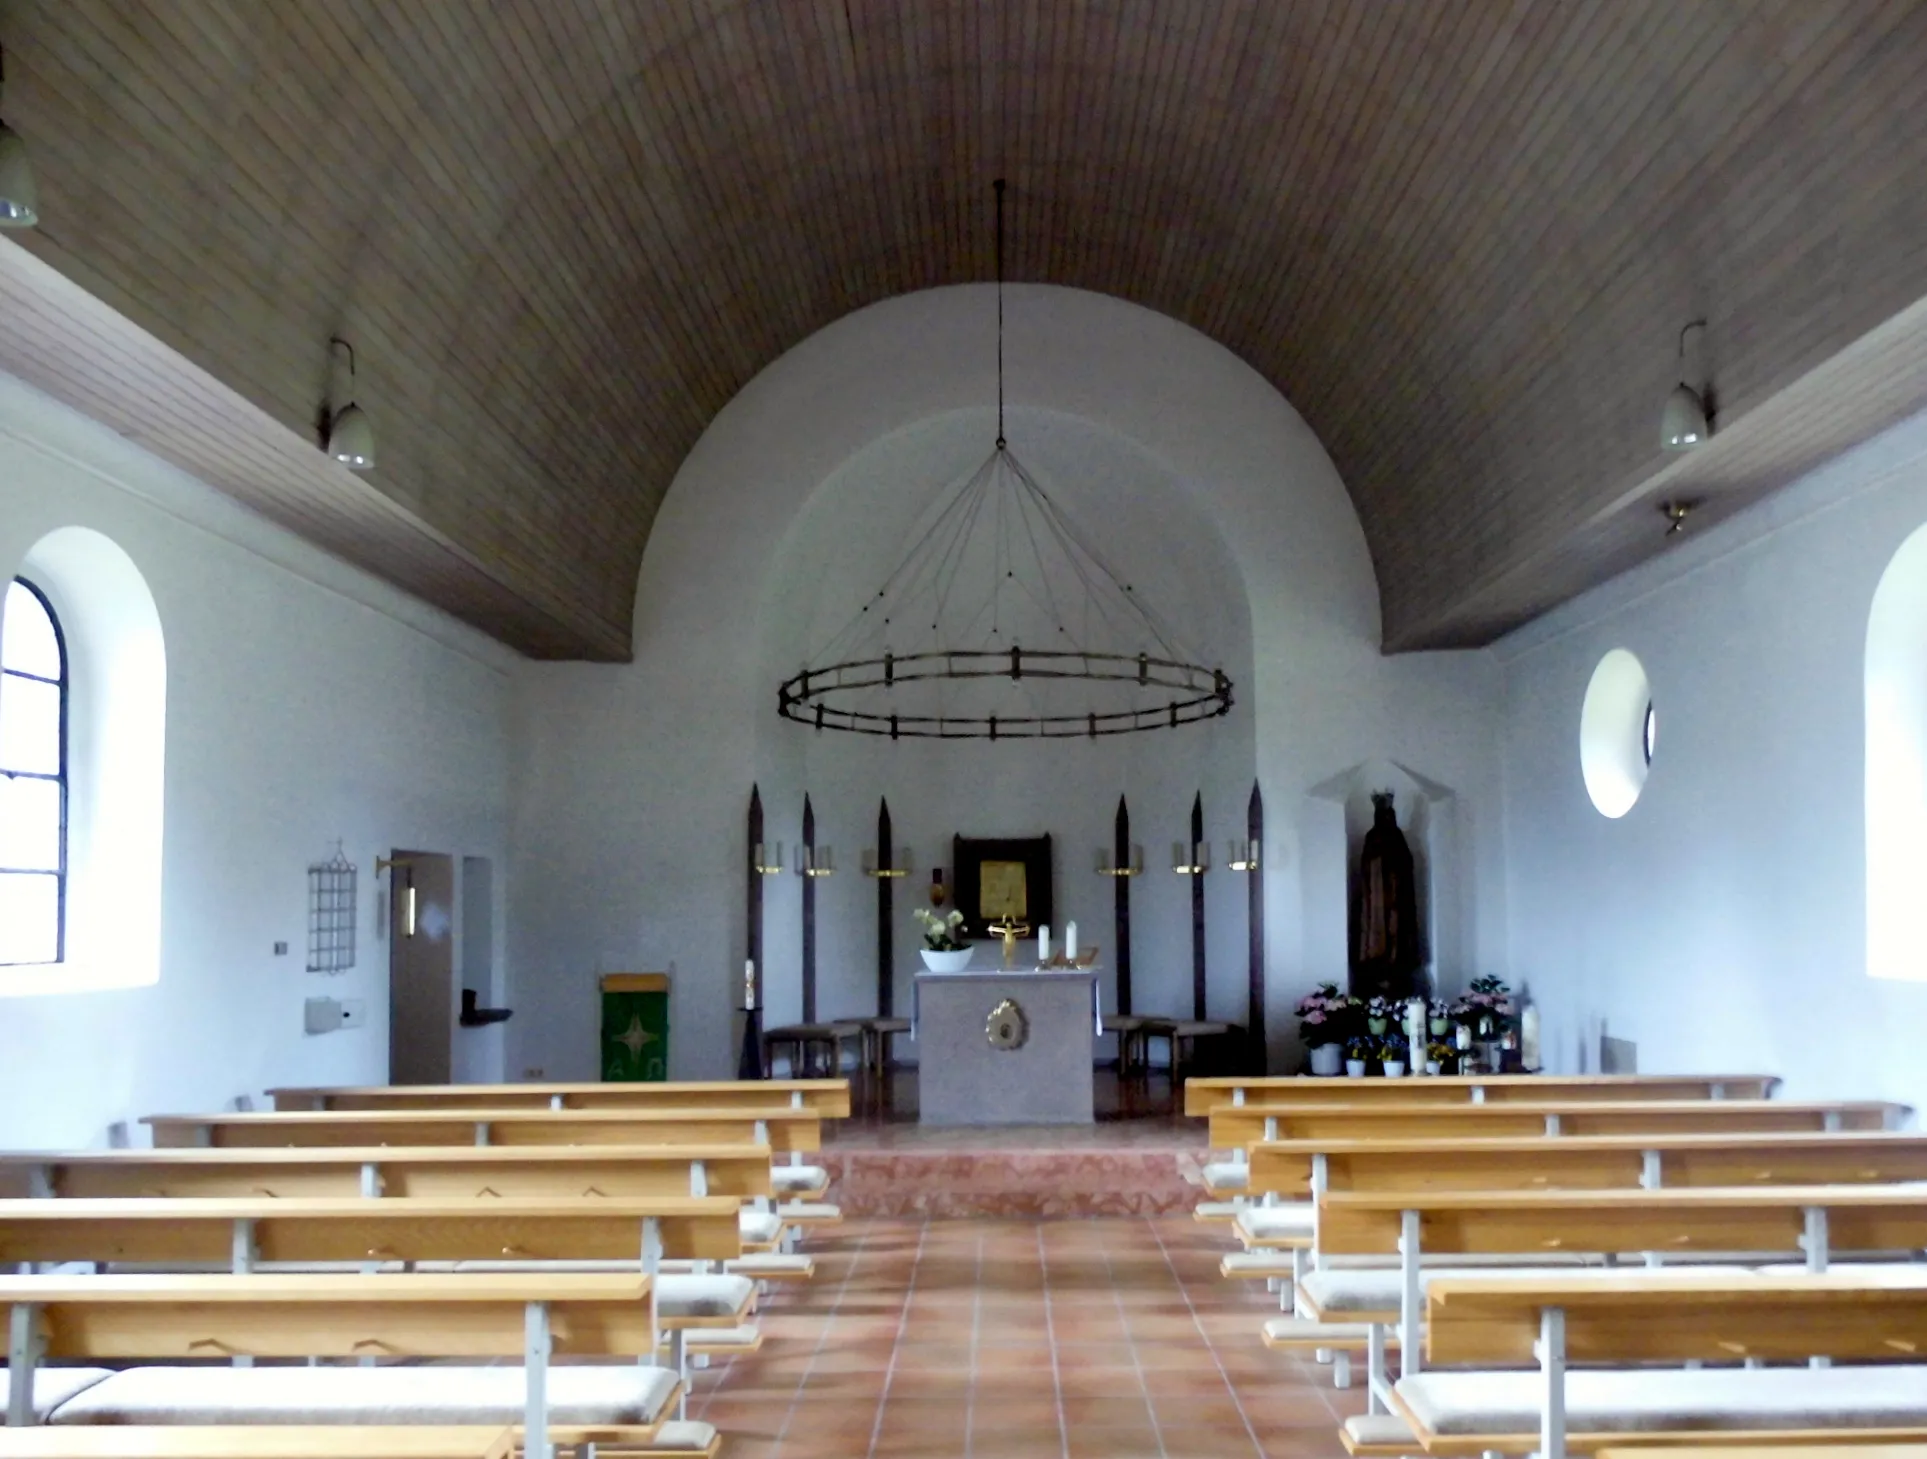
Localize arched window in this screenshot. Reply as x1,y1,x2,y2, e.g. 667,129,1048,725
0,577,68,965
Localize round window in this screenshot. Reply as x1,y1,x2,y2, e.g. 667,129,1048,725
1580,649,1653,818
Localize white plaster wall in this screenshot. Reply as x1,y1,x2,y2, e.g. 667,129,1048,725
1498,407,1927,1109
0,374,514,1148
510,286,1505,1080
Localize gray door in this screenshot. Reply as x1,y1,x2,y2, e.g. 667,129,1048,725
388,850,455,1085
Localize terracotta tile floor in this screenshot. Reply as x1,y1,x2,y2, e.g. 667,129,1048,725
688,1217,1362,1458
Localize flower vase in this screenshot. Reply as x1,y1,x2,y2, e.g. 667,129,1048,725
1425,1060,1441,1076
1344,1059,1367,1078
1382,1059,1406,1078
1367,1018,1388,1036
1429,1018,1449,1036
1309,1043,1342,1077
919,948,973,973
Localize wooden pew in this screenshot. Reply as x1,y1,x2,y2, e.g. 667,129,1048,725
142,1109,821,1155
0,1272,670,1458
1374,1271,1927,1459
267,1081,851,1119
1242,1131,1927,1201
1209,1100,1906,1150
1314,1183,1927,1400
1184,1073,1781,1118
0,1147,772,1202
0,1426,687,1459
0,1195,742,1269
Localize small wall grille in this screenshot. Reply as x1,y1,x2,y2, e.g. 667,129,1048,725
306,843,357,973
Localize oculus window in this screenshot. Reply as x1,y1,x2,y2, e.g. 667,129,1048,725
0,577,67,965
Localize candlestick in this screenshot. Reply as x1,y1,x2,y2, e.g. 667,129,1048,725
1039,925,1052,963
1066,921,1079,961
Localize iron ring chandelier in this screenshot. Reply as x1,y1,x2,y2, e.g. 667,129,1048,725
779,647,1234,740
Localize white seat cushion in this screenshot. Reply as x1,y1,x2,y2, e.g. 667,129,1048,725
1397,1364,1927,1436
722,1253,813,1280
1232,1203,1314,1245
770,1165,828,1194
1193,1199,1245,1222
739,1210,783,1244
5,1369,113,1422
657,1273,755,1321
50,1365,680,1427
1261,1317,1385,1348
1220,1250,1296,1278
1202,1160,1249,1192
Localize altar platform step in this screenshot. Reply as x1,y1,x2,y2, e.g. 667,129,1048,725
818,1120,1208,1218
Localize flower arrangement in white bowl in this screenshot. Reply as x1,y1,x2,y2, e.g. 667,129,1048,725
914,907,973,972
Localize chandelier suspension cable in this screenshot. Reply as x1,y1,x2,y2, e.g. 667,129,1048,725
995,177,1006,449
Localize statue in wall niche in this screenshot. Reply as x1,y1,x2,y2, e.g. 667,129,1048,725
1352,791,1422,999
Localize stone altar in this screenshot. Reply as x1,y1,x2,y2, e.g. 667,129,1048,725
914,965,1099,1125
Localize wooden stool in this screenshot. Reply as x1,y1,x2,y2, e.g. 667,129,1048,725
1101,1014,1151,1078
761,1023,839,1077
866,1017,911,1081
1141,1019,1241,1088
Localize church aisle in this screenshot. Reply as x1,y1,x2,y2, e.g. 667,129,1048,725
689,1217,1357,1458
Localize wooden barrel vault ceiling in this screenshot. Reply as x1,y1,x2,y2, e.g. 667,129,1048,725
5,2,1927,659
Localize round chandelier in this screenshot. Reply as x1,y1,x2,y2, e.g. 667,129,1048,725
778,181,1233,742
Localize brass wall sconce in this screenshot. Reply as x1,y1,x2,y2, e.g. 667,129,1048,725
863,848,911,878
1172,840,1210,875
1659,499,1699,537
1096,845,1143,877
751,842,785,875
795,845,835,878
1227,839,1261,872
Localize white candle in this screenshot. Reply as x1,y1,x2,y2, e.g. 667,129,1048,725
1039,925,1052,962
1406,997,1426,1074
744,959,756,1012
1066,921,1079,961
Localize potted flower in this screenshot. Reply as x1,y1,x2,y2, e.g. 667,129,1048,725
1343,1035,1373,1078
914,907,973,972
1450,975,1516,1042
1364,995,1398,1037
1427,999,1451,1038
1425,1039,1454,1076
1380,1034,1407,1079
1295,982,1358,1075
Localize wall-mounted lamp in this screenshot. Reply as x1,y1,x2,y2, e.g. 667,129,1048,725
1172,840,1209,876
1227,839,1261,872
863,847,911,878
0,48,38,229
751,842,785,876
1097,845,1143,877
325,336,376,470
1660,320,1710,451
795,845,835,878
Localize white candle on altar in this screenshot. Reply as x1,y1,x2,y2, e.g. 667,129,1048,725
1406,996,1426,1074
1039,925,1052,962
1066,921,1079,961
744,959,756,1011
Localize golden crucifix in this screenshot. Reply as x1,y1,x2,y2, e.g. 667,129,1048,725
981,859,1030,968
987,919,1032,968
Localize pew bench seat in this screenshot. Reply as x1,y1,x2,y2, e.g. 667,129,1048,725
1,1372,113,1425
1231,1204,1314,1248
1219,1251,1297,1282
418,1269,755,1328
698,1254,814,1283
41,1366,683,1430
773,1202,839,1228
1193,1201,1245,1224
1299,1261,1687,1321
681,1327,761,1358
1383,1364,1927,1456
1339,1411,1420,1458
1260,1317,1397,1351
769,1166,829,1198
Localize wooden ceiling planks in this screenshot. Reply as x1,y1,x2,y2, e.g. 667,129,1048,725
3,1,1927,657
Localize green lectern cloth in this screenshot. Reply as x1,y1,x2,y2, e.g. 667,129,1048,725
600,972,670,1081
